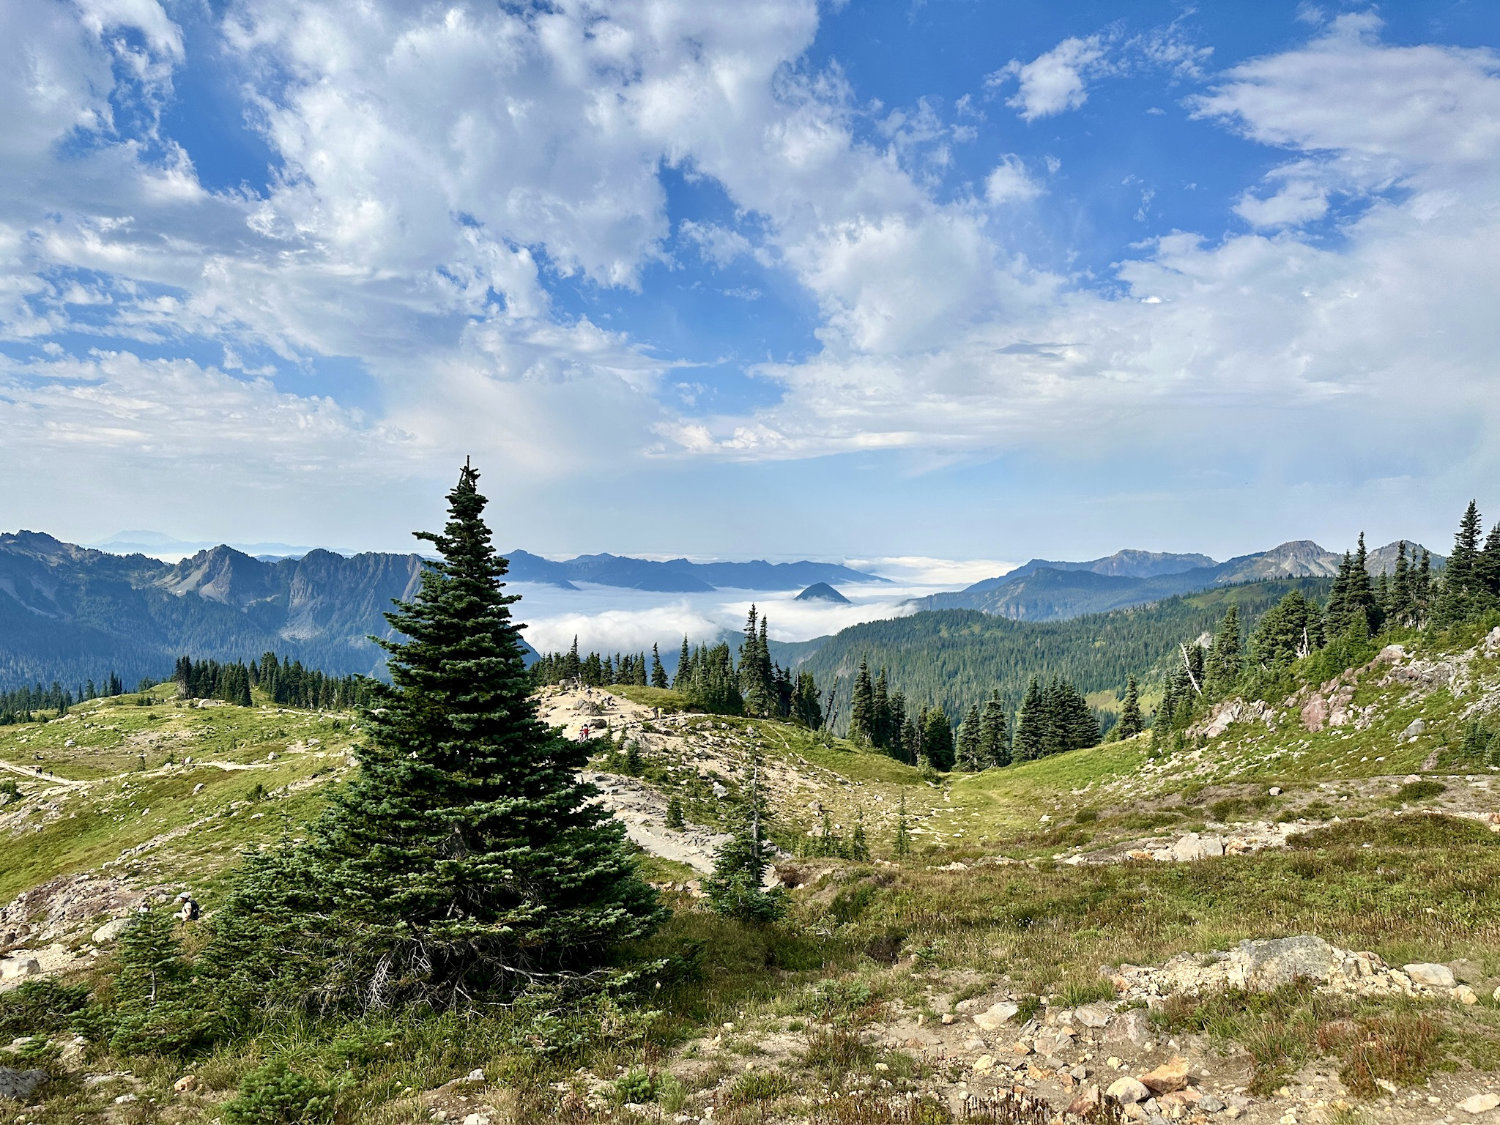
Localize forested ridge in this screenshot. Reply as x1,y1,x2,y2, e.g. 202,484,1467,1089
777,577,1334,731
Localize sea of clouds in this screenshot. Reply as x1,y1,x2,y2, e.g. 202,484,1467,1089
510,556,1014,658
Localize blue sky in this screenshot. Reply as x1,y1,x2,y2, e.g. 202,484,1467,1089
2,0,1499,565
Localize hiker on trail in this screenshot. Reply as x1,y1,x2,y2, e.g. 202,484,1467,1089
580,724,590,741
175,892,200,923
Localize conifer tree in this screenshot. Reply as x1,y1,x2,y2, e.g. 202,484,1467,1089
650,644,668,689
1415,549,1433,624
893,793,912,858
848,659,875,744
921,705,955,771
1118,676,1144,739
1391,541,1414,627
1204,606,1243,696
672,637,690,690
702,753,785,922
205,462,661,1013
872,670,891,752
1014,676,1046,762
1480,524,1500,600
956,703,983,770
1436,502,1487,625
979,690,1011,767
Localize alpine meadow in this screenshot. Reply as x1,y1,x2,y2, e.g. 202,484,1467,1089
4,5,1500,1125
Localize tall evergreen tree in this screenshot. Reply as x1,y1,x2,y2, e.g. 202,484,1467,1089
1391,541,1414,627
1480,523,1500,599
921,705,955,771
956,703,983,771
650,644,668,689
848,659,875,744
1204,606,1243,696
1118,676,1144,739
204,462,661,1013
979,690,1011,768
1436,501,1488,625
1013,676,1046,762
871,670,892,752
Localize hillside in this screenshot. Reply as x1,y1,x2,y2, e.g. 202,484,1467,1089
4,624,1500,1124
774,578,1334,727
917,540,1443,621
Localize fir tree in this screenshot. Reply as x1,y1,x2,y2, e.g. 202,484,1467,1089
650,644,668,689
1118,676,1144,739
672,637,690,690
921,705,955,771
872,669,892,752
848,659,875,744
1204,606,1243,696
702,753,785,922
1436,502,1488,625
204,462,661,1013
1391,541,1414,627
1013,676,1046,762
979,690,1011,767
956,703,983,770
893,793,912,858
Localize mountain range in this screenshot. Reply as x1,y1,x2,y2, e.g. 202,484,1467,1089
911,540,1443,622
0,533,883,691
502,550,884,591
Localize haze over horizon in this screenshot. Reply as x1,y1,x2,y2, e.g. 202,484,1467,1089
3,2,1498,559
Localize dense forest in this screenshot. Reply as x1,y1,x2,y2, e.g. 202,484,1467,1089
777,577,1335,734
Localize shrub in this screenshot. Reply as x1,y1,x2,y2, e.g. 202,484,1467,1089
222,1060,335,1125
614,1068,655,1104
0,980,91,1038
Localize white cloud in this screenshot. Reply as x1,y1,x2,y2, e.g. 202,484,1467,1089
993,36,1108,122
984,155,1043,205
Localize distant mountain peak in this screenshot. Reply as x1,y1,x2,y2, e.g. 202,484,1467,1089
795,582,850,604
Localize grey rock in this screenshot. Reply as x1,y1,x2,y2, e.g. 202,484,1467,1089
0,1067,50,1101
1402,719,1426,741
1200,1095,1227,1113
1107,1076,1150,1105
1171,834,1225,862
1104,1009,1152,1046
1074,1002,1113,1029
1237,935,1342,988
1404,963,1456,988
973,1001,1020,1030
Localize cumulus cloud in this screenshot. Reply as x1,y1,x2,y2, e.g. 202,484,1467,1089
993,36,1108,121
3,2,1499,554
984,155,1044,205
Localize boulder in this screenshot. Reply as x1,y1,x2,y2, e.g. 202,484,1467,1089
174,1075,200,1093
92,918,131,944
1403,963,1456,988
1105,1009,1152,1046
1237,935,1341,988
1107,1077,1151,1105
1140,1058,1191,1095
1300,696,1328,733
972,1055,996,1074
973,1001,1020,1030
1461,1095,1500,1116
0,957,40,982
1402,719,1426,741
1171,835,1225,862
1453,986,1479,1006
1074,1003,1113,1029
0,1068,49,1102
